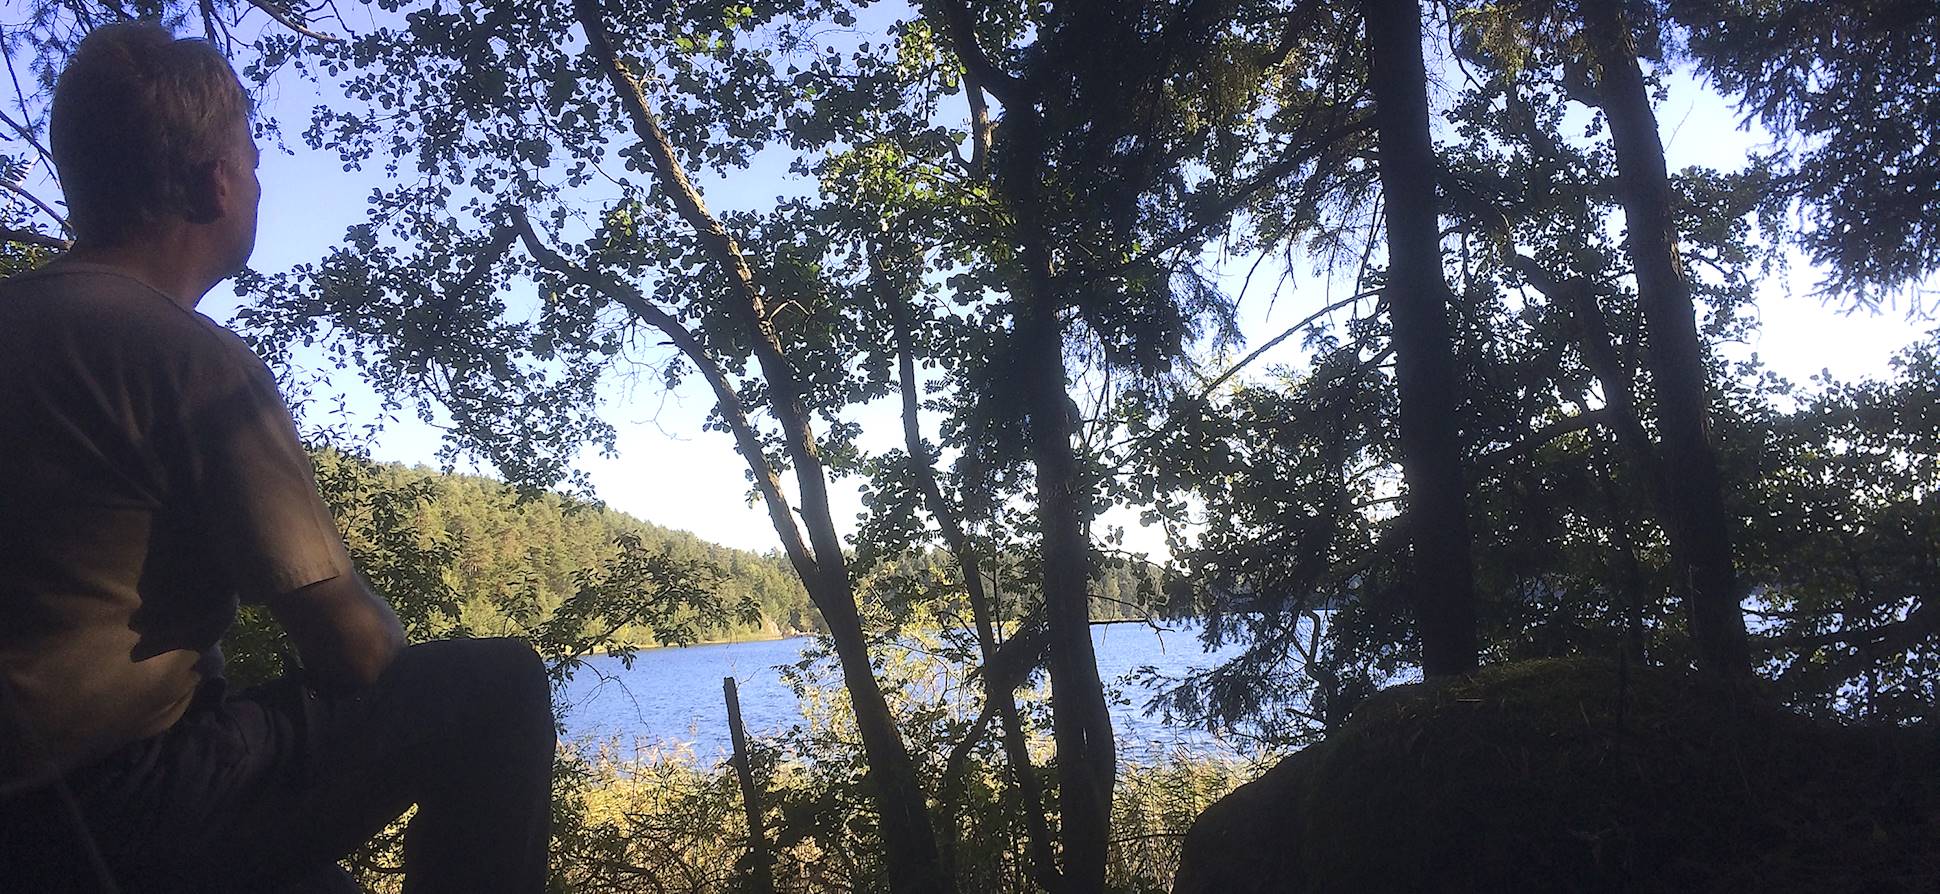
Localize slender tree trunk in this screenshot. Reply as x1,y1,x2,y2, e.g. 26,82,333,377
1005,114,1118,894
804,579,950,894
1582,1,1752,678
881,254,1062,892
568,3,953,889
1021,293,1116,894
1364,0,1479,676
1590,453,1651,667
928,4,1116,885
1506,254,1662,480
514,211,948,894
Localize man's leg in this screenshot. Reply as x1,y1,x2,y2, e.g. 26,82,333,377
0,781,123,893
371,638,555,893
59,637,554,893
270,865,364,894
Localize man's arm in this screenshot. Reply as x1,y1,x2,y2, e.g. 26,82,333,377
171,332,408,690
266,573,407,691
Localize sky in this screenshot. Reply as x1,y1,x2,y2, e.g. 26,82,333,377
172,15,1936,557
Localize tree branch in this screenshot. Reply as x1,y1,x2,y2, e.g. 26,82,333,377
1505,251,1663,479
507,206,817,581
876,241,1060,889
1102,109,1372,277
0,109,54,171
923,0,1026,108
451,219,518,300
1195,286,1380,399
961,76,993,180
1,179,71,236
939,691,997,794
1762,601,1935,653
574,8,950,885
1472,408,1612,476
572,0,847,582
243,0,343,42
0,225,69,249
1113,287,1379,458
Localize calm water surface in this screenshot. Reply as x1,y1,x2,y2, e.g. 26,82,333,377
557,622,1247,762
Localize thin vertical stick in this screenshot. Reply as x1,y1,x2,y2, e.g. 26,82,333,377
724,676,774,894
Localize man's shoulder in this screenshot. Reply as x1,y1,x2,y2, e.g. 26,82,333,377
0,263,259,366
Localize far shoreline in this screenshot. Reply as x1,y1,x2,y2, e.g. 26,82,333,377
574,616,1212,658
579,630,814,656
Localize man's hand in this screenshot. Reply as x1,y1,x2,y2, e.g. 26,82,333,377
266,574,407,691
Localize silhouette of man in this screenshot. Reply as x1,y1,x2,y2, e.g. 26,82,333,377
0,23,553,893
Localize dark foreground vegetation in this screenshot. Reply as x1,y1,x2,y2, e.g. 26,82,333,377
5,0,1938,891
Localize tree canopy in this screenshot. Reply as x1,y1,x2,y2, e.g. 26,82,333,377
2,0,1936,890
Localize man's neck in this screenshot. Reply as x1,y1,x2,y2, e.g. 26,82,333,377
57,232,227,311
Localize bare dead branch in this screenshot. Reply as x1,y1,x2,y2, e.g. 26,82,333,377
244,0,343,42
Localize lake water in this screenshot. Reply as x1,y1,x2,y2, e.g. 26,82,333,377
557,622,1248,763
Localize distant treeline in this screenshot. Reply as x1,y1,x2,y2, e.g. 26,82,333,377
328,457,821,646
325,457,1161,649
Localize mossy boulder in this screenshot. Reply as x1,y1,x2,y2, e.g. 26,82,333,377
1173,658,1938,893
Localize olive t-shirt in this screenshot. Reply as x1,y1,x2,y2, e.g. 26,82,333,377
0,262,353,791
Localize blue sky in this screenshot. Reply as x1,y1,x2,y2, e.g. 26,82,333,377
176,22,1934,556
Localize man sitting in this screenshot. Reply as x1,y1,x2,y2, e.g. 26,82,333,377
0,23,553,893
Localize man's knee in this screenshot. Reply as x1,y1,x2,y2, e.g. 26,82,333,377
402,638,553,736
471,638,548,700
466,638,551,725
452,639,554,775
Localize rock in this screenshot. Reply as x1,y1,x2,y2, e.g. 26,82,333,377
1174,658,1938,894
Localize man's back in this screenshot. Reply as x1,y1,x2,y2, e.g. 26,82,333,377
1,25,551,891
0,262,349,790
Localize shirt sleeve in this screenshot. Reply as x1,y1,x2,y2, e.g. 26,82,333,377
174,329,354,602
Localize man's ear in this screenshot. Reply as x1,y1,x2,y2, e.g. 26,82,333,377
181,158,226,225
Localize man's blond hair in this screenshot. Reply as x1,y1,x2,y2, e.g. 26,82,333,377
50,22,252,246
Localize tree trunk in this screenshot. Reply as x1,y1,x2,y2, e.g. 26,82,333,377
568,2,953,889
928,4,1117,885
1006,116,1118,894
1364,0,1480,676
1582,1,1753,678
1022,294,1116,894
883,257,1062,892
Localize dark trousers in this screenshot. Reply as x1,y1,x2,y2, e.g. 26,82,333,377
0,638,555,893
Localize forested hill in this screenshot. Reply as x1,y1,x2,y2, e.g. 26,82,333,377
313,453,1164,649
318,453,824,646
